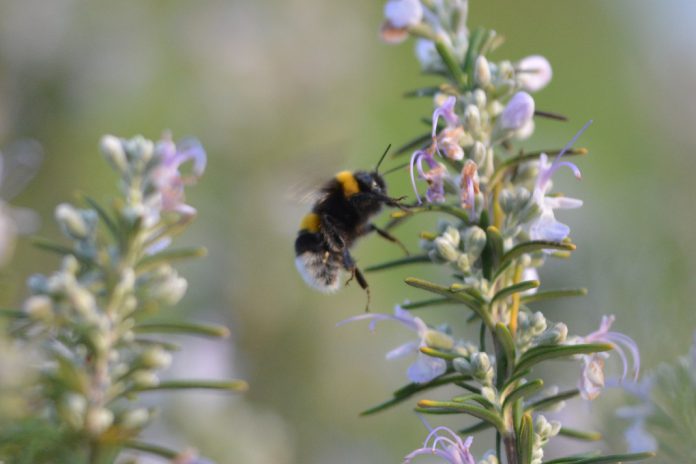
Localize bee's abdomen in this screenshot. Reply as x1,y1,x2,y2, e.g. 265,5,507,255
294,232,341,293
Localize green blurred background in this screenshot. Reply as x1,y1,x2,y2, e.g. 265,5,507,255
0,0,694,462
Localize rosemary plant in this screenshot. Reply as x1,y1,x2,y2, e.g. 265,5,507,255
0,134,246,464
340,1,657,463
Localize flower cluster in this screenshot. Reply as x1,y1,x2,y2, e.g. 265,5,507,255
2,134,245,463
338,1,652,463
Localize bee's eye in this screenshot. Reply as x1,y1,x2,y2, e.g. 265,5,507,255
372,181,379,190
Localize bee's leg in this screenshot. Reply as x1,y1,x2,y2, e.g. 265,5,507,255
366,223,409,256
342,248,371,311
354,267,371,312
378,194,410,211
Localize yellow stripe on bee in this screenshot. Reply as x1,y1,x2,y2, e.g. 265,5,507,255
300,212,321,233
335,170,360,197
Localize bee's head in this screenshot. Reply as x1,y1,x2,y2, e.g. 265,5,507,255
355,171,387,195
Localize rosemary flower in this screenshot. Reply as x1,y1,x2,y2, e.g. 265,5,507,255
516,55,553,92
382,0,424,44
338,306,450,383
576,315,640,400
403,426,476,464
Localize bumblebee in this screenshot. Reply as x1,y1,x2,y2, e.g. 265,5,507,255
294,146,408,308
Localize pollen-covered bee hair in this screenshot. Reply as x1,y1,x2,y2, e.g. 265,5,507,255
294,145,408,309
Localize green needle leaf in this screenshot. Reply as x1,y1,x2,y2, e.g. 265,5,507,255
136,246,208,273
558,427,602,442
491,280,540,305
134,321,230,338
500,241,576,270
79,193,120,241
525,389,579,412
401,297,452,310
134,379,248,393
514,343,613,375
518,413,534,464
416,400,505,432
520,288,588,304
420,346,458,360
394,132,431,156
404,277,492,328
0,308,25,319
435,39,466,87
361,373,472,416
546,452,656,464
364,254,431,273
390,203,470,222
503,379,543,410
495,323,516,378
123,441,179,459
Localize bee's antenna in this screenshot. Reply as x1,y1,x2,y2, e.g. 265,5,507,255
380,160,409,177
374,144,392,174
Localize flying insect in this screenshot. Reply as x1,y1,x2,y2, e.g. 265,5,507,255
294,145,408,309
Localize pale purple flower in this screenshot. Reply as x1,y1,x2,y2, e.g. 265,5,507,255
384,0,423,28
382,0,424,43
432,96,464,160
517,55,553,92
576,315,640,400
150,134,207,218
403,426,476,464
526,121,591,242
410,149,447,204
500,91,535,130
337,306,447,384
432,96,459,139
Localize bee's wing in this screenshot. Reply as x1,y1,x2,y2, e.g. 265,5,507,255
0,139,43,200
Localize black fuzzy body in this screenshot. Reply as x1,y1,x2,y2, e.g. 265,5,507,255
294,170,397,294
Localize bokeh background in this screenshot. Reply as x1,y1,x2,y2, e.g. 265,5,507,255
0,0,694,462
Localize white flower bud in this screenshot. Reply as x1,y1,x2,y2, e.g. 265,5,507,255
124,136,154,164
59,393,86,429
141,346,172,369
100,135,128,174
472,89,487,108
132,370,159,388
23,295,53,321
121,408,150,430
85,407,114,436
463,226,487,259
55,203,89,239
472,351,491,372
443,226,461,247
470,141,487,165
499,189,516,214
453,357,472,374
481,386,497,404
434,237,460,262
463,104,481,132
474,55,491,87
456,254,471,273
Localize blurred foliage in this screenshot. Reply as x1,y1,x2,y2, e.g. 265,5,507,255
0,1,694,462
